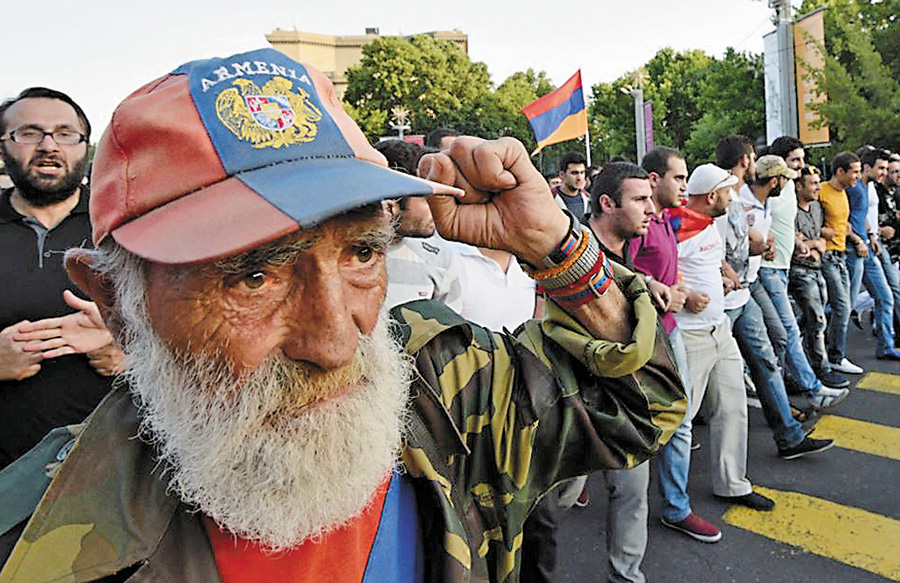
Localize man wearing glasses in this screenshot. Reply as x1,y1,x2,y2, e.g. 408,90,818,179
0,88,121,469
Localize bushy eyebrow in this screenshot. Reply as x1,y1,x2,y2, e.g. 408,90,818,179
212,234,320,274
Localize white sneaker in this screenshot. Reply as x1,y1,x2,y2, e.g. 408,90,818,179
805,386,850,410
830,358,864,375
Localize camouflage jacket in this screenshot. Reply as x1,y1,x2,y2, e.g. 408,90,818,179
0,266,685,583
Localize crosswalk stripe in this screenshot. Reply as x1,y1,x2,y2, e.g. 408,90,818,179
855,372,900,396
723,486,900,580
809,415,900,461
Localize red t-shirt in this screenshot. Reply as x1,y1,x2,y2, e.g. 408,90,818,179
204,475,391,583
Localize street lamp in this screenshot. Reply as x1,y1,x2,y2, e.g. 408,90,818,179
620,87,646,163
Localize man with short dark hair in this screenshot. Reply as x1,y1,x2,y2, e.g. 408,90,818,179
725,155,837,459
586,162,657,583
552,151,590,221
425,127,460,150
757,137,850,391
0,87,121,469
819,152,866,372
634,147,722,543
715,135,755,193
0,50,684,582
845,148,900,360
376,140,464,312
790,166,834,382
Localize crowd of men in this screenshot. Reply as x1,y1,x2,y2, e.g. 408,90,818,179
0,47,897,583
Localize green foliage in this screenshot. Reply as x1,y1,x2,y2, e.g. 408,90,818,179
797,0,900,151
588,47,765,167
343,35,559,148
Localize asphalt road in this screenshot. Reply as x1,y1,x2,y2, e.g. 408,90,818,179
556,319,900,583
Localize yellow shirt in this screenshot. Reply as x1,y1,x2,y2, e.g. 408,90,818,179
818,181,849,252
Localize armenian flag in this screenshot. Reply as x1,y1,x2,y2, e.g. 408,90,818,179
522,70,588,156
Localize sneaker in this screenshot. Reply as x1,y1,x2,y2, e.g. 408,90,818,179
830,358,864,375
574,484,590,508
877,349,900,361
715,492,776,511
819,371,850,389
778,436,834,460
804,386,850,410
661,514,723,543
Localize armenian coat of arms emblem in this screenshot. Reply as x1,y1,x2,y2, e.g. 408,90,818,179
215,77,323,148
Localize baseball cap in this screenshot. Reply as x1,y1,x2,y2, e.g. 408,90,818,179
755,155,799,180
90,48,461,264
686,164,739,196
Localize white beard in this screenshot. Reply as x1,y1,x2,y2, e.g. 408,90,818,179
120,306,413,551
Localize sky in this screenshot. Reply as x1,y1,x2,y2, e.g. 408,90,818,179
2,0,800,138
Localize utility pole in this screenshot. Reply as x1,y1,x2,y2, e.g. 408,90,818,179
770,0,799,137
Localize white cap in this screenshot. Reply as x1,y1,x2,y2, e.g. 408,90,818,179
687,164,739,196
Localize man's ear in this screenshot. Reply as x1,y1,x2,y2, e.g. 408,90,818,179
66,249,116,323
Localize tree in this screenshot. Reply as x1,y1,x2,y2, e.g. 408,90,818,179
343,35,492,139
797,0,900,151
685,49,765,166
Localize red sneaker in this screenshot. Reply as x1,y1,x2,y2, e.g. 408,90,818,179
661,513,722,543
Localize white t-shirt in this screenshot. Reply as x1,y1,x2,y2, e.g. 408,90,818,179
446,242,536,331
385,234,464,312
740,184,772,285
760,179,797,270
867,181,880,240
675,222,727,331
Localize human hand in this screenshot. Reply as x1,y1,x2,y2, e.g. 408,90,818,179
685,291,710,313
872,237,882,256
647,278,671,312
419,137,570,266
763,233,776,261
15,290,114,359
0,321,42,380
794,240,811,258
820,226,835,241
87,343,126,377
668,282,688,313
856,240,869,257
880,225,895,240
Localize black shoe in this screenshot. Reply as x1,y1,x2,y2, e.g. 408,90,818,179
715,492,775,511
819,371,850,389
778,437,834,460
851,310,863,330
877,350,900,361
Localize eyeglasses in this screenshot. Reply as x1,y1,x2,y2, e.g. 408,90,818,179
1,127,86,146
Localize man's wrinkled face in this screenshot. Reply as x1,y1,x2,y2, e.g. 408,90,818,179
654,157,688,209
0,97,87,206
114,208,414,550
146,210,390,375
561,163,586,192
785,148,806,171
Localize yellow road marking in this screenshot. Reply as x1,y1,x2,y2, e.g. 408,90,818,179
723,486,900,580
809,415,900,461
856,372,900,396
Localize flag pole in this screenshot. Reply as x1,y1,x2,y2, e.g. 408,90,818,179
584,124,592,168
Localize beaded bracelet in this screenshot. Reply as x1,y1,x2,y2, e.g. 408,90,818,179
525,222,614,308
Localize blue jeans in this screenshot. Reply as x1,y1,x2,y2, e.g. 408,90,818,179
821,251,851,364
757,268,822,394
876,244,900,327
789,265,831,375
727,298,805,450
846,244,896,356
657,327,693,522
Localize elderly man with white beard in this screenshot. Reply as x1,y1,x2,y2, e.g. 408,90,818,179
0,49,684,583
